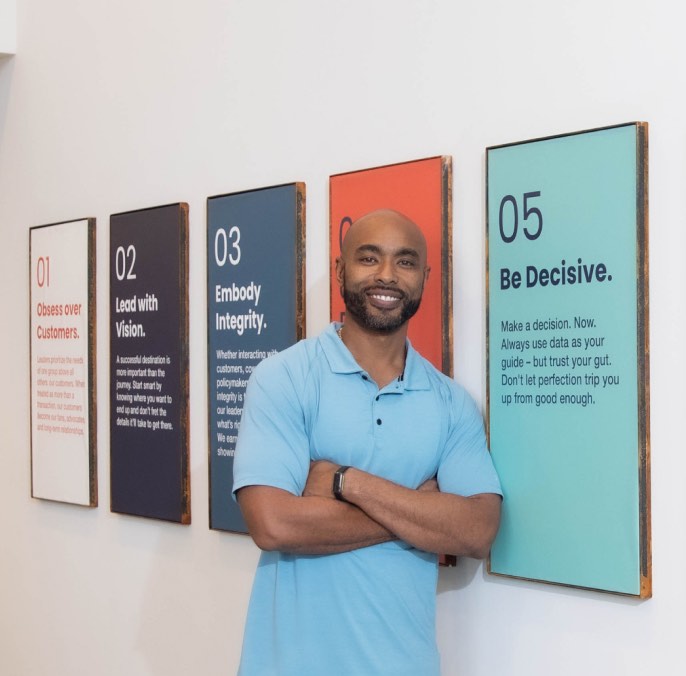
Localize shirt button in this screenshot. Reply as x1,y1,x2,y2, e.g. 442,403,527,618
376,418,382,425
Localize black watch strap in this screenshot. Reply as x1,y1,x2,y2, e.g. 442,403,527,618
333,466,351,501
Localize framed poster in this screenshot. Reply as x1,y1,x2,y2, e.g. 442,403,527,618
330,156,453,375
486,123,650,597
207,183,306,532
30,218,97,506
110,203,190,523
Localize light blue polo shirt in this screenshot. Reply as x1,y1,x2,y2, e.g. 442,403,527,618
233,323,501,676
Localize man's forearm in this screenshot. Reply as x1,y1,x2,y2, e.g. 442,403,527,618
341,468,501,558
237,485,394,555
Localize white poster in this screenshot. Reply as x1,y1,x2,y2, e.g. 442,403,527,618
30,218,96,506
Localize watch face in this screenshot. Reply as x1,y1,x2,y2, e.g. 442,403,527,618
333,466,349,501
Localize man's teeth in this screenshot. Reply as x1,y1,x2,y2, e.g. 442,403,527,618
372,294,397,301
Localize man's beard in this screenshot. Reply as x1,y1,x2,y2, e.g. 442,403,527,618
342,282,422,333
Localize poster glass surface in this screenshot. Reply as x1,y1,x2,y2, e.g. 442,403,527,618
207,183,305,532
30,218,97,506
110,203,190,523
487,123,650,597
329,156,452,375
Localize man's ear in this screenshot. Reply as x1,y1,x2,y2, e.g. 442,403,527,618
424,265,431,284
335,257,345,286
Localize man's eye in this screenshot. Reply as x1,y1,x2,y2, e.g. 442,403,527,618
398,259,415,267
360,257,377,264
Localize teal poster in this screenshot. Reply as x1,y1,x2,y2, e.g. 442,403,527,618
487,123,650,597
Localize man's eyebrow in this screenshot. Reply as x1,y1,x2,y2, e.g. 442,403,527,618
354,244,382,255
354,244,420,259
395,247,420,259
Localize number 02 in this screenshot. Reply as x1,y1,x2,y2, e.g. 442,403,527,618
115,245,137,280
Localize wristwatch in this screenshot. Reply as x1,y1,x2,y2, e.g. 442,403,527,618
333,466,351,501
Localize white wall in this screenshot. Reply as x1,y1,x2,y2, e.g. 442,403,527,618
0,0,16,55
1,0,683,674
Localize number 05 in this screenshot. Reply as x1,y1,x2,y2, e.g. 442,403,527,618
498,191,543,243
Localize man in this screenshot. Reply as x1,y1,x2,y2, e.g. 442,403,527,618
233,209,502,675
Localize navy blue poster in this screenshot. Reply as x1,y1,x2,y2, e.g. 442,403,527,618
110,203,190,523
208,183,305,532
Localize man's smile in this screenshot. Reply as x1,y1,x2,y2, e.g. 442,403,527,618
366,287,404,309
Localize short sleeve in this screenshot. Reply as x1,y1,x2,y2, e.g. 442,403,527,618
233,355,311,498
436,389,503,497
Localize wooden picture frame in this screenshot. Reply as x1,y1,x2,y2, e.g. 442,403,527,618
207,183,306,532
330,157,455,565
329,156,453,376
486,122,651,597
30,218,97,506
109,203,190,523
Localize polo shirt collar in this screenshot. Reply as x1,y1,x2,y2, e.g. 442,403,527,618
320,322,431,391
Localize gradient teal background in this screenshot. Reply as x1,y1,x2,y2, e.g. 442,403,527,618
488,125,641,594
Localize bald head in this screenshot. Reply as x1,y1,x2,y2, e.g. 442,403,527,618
340,209,428,263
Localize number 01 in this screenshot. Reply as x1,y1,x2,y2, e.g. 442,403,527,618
36,256,50,287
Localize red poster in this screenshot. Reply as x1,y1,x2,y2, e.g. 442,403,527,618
329,156,453,375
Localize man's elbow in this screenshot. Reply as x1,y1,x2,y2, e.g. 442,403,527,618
236,486,294,552
249,526,282,552
241,509,288,551
466,538,494,561
461,495,502,559
247,512,295,551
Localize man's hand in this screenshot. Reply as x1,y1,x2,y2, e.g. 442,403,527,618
303,460,338,499
417,477,439,493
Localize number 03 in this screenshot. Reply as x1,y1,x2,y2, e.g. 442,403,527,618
214,226,241,266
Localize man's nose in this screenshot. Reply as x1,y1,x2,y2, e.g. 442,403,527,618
375,259,397,284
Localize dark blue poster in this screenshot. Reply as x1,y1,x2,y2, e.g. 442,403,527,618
110,203,190,523
208,183,305,532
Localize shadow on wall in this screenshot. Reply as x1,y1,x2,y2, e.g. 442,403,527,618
437,557,483,595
